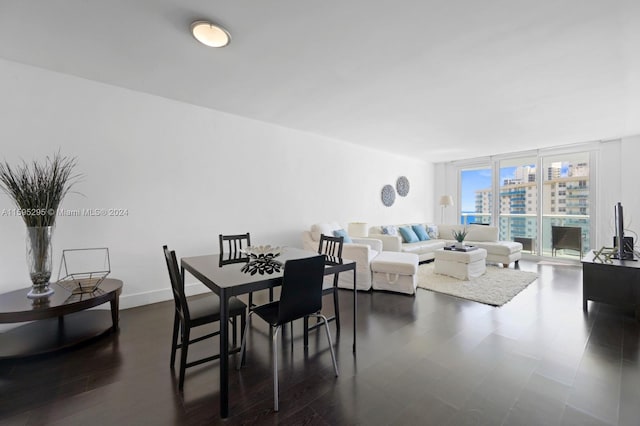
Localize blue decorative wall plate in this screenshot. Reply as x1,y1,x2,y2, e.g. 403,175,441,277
381,184,396,207
396,176,410,197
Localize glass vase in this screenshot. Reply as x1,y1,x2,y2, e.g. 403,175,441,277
26,226,55,298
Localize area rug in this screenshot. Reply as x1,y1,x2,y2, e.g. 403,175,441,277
417,263,538,306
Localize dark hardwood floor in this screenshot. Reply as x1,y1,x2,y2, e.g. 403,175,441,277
2,260,640,425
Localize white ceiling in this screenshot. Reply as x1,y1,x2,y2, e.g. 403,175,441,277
0,0,638,162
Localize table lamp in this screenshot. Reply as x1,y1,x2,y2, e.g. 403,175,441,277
348,222,369,238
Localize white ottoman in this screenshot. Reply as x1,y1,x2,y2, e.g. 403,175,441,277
371,251,419,295
434,248,487,280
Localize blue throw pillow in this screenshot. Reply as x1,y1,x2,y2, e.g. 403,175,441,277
333,229,353,243
398,226,419,243
412,224,430,241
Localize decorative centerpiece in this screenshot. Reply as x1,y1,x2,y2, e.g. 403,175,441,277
0,153,80,298
452,228,468,249
240,245,283,275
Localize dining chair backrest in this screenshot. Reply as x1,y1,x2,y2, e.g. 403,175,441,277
219,233,251,255
219,232,265,307
163,245,190,322
277,255,326,325
318,235,344,259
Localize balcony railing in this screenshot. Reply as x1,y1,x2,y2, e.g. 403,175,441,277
460,212,590,259
460,212,491,225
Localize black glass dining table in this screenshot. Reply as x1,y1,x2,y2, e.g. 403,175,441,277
180,246,357,418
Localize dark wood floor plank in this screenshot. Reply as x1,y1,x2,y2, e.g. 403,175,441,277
503,372,572,425
1,260,637,425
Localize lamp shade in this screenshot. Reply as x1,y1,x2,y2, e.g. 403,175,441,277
439,195,454,207
348,222,369,238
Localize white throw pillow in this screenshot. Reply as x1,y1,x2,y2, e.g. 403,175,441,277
381,225,398,236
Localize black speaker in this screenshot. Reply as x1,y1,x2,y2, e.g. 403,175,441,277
614,236,634,253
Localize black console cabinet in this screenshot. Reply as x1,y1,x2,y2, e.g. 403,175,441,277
582,252,640,315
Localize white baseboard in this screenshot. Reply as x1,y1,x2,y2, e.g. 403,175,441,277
116,281,211,310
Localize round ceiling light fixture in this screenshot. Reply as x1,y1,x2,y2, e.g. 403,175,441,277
191,21,231,47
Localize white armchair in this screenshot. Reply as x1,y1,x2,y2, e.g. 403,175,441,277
302,223,382,291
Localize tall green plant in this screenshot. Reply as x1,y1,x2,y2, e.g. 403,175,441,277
0,152,80,227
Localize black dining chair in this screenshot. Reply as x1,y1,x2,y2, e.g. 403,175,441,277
219,233,273,308
219,233,251,256
163,245,247,391
237,255,339,412
310,234,343,332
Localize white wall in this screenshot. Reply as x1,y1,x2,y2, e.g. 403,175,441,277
597,140,622,248
0,58,434,307
621,135,640,242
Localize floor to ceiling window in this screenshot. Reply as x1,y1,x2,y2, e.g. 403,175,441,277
498,157,538,254
540,152,591,258
454,145,595,260
460,167,492,225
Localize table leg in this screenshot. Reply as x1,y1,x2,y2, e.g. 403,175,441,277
219,289,230,418
333,274,340,331
353,266,357,353
110,295,120,332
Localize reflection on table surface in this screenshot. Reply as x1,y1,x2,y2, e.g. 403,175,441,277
185,247,354,290
0,279,123,316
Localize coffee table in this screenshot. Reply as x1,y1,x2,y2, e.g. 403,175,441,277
434,247,487,280
0,279,122,359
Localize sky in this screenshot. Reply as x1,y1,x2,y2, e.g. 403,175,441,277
460,168,493,212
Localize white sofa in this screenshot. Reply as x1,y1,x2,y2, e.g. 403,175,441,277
302,222,383,291
367,223,522,267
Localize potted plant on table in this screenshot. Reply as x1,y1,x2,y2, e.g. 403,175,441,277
0,153,80,298
452,228,468,249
